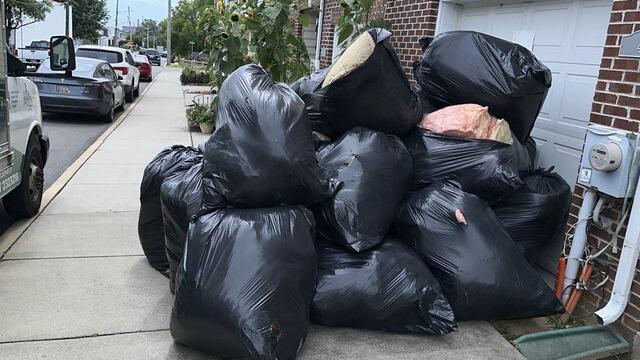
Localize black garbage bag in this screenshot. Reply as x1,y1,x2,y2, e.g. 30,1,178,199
525,137,537,168
139,145,202,272
202,64,336,209
414,85,438,115
311,238,457,334
171,206,317,359
161,162,225,293
314,127,412,252
403,128,529,204
394,181,564,320
414,31,552,143
290,28,420,138
492,168,571,262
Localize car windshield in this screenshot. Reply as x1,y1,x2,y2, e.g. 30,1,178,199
37,57,99,78
145,50,158,55
76,49,123,64
134,55,148,63
29,41,49,48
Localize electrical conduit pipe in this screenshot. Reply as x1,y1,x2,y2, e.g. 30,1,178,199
595,179,640,325
563,189,599,304
313,0,325,70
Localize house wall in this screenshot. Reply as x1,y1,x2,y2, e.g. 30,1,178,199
572,0,640,341
314,0,640,342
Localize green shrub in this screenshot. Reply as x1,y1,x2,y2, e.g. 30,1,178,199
180,66,211,85
186,100,216,125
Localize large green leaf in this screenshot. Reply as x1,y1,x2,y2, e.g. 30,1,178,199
263,5,283,20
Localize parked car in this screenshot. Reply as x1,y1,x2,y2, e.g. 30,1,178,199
144,49,161,66
17,40,49,69
28,57,126,123
134,54,152,81
75,45,140,102
190,51,209,62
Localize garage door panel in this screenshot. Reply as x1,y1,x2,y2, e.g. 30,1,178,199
460,11,492,33
573,1,613,64
531,6,570,47
557,74,599,135
491,11,527,39
532,128,584,184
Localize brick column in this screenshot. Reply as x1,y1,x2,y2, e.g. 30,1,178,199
385,0,439,81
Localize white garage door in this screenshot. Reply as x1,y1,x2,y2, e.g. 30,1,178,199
438,0,612,188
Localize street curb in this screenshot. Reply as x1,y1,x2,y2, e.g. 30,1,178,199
0,69,164,258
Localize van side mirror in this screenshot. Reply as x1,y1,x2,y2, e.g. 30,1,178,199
49,36,76,73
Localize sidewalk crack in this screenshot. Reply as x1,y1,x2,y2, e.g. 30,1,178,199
0,329,170,345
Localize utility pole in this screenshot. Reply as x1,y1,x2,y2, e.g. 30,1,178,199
146,22,149,49
114,0,119,46
64,1,70,36
127,6,132,43
167,0,172,64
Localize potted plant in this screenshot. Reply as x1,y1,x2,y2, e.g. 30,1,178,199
197,107,216,134
185,100,204,129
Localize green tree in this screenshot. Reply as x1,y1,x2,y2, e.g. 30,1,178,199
5,0,53,43
133,19,159,48
242,0,310,82
71,0,108,42
156,19,167,47
336,0,390,48
170,0,209,57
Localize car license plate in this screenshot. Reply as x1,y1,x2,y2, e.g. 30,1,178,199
56,85,70,93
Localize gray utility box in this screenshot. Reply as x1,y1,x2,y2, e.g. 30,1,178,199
577,124,638,198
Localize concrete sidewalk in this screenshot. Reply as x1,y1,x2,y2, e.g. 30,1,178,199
0,67,524,360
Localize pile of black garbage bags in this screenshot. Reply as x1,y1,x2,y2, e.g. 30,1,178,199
138,29,569,359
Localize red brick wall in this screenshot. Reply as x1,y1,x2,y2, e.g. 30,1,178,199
318,0,438,80
318,1,342,67
575,0,640,341
385,1,438,80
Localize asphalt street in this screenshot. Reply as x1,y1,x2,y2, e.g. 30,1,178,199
0,65,162,235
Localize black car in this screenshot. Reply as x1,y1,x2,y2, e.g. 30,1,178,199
145,49,161,66
29,57,126,123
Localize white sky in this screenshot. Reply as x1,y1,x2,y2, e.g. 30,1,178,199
105,0,175,27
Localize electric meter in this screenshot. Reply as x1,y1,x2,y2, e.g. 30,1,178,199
589,142,623,171
578,124,638,198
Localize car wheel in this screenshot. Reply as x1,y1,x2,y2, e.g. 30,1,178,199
4,134,44,218
133,78,140,97
116,93,125,111
102,97,115,123
125,83,134,102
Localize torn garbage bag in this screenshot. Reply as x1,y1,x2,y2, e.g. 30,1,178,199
403,128,529,204
139,145,202,272
171,206,317,359
414,31,552,143
419,104,513,144
311,238,457,334
314,127,412,252
492,168,571,262
161,162,224,293
394,181,564,320
202,64,336,209
290,28,420,138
